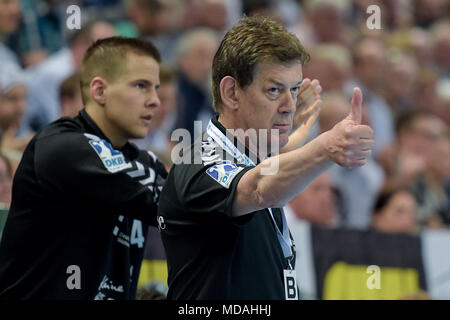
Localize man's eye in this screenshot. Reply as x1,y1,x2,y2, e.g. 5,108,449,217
291,87,300,97
135,83,145,89
268,88,280,96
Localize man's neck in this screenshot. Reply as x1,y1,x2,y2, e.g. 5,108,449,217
217,113,267,162
84,105,127,148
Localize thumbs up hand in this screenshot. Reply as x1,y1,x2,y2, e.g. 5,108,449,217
348,87,362,124
323,88,374,168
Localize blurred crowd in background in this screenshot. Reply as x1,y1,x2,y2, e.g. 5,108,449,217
0,0,449,238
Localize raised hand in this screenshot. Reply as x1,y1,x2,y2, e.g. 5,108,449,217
325,88,374,168
293,78,322,130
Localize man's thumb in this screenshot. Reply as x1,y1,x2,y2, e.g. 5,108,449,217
349,87,363,124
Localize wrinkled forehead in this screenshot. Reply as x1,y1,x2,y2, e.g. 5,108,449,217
252,60,303,83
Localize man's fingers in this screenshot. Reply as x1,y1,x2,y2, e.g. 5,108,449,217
298,84,321,105
310,79,320,87
349,87,363,124
315,84,322,94
348,125,374,140
294,98,322,127
301,96,322,114
303,98,322,116
298,78,311,95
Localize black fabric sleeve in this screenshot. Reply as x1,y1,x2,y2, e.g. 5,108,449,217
33,132,163,226
175,162,254,223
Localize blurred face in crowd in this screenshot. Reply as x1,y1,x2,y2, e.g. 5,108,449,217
0,156,12,204
288,173,338,227
234,61,302,150
353,39,386,90
310,4,345,43
149,80,176,130
72,22,116,69
415,0,448,25
434,32,450,70
0,0,21,35
128,0,175,36
385,58,418,101
199,0,227,31
89,22,117,44
178,35,217,86
61,89,83,118
318,95,349,132
304,58,347,91
409,28,433,66
93,53,161,147
372,191,418,234
0,85,27,131
319,93,369,133
414,76,440,113
399,114,447,156
427,134,450,181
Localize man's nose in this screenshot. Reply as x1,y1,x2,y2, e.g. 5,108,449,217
146,90,160,108
280,90,296,114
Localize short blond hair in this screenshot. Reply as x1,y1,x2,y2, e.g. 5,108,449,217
79,36,161,105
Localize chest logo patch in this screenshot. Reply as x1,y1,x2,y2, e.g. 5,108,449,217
205,160,244,189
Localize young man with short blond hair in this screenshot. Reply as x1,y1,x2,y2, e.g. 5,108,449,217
0,37,167,299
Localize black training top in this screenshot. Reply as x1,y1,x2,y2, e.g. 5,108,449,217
158,115,296,300
0,110,167,300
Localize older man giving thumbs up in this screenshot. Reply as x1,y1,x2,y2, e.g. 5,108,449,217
157,16,375,300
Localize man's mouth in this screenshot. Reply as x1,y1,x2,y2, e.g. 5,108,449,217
273,124,291,132
141,115,152,125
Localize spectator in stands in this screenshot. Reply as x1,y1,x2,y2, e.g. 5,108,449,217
425,131,450,226
430,20,450,78
59,72,83,118
407,28,434,68
303,44,352,92
0,0,22,69
413,0,449,29
378,110,446,186
413,67,441,115
285,172,339,228
0,64,33,170
134,65,177,156
0,152,12,241
21,21,116,133
346,36,395,156
378,110,449,228
242,0,282,22
0,153,12,205
174,28,218,137
382,50,419,117
371,187,419,234
436,78,450,126
300,44,352,141
126,0,179,66
317,91,385,229
292,0,351,47
6,0,65,68
194,0,228,32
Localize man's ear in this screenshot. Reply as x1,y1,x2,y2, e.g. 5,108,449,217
90,77,107,106
219,76,239,110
